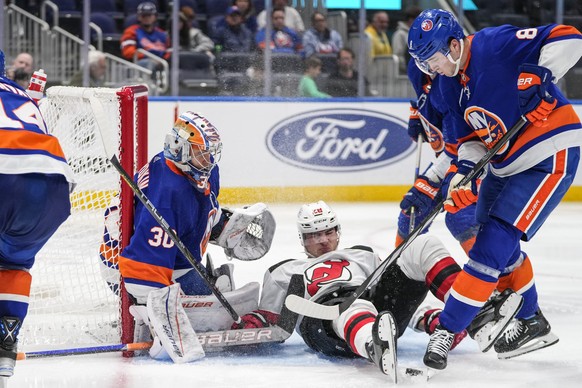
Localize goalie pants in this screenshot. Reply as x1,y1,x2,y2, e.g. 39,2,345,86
0,173,71,321
440,147,579,333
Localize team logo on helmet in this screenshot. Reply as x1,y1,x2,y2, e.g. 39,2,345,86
421,19,433,31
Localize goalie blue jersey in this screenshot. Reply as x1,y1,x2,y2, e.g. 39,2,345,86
118,152,221,301
437,24,582,177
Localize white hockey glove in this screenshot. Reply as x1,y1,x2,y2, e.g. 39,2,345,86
214,203,276,261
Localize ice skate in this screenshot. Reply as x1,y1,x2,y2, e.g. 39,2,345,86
494,309,559,359
366,311,397,383
0,316,21,378
467,289,523,352
423,324,456,370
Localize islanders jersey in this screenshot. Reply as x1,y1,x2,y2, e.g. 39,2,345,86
118,152,221,302
0,76,74,183
438,24,582,177
120,24,171,61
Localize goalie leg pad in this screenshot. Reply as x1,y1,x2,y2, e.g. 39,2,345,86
147,284,205,363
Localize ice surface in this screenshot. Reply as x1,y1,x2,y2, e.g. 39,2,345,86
10,202,582,388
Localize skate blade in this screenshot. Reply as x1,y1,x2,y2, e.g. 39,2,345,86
497,332,559,360
475,293,523,352
378,314,397,384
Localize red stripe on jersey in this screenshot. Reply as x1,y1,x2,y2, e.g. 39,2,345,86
0,129,66,159
498,255,534,294
0,270,32,296
548,25,582,39
344,312,375,355
425,256,460,302
515,149,566,232
451,270,497,304
118,254,173,286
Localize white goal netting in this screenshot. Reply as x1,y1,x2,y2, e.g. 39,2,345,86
18,85,148,350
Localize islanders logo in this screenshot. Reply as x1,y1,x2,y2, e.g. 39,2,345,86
266,108,414,172
464,107,509,155
421,19,434,31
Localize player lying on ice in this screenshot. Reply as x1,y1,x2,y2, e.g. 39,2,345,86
99,111,277,363
232,200,522,382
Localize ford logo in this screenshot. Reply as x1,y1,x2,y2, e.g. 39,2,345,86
266,108,414,172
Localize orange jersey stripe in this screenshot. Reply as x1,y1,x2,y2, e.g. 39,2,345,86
504,105,580,161
497,256,534,294
451,270,497,305
445,142,459,157
0,270,32,296
118,255,173,287
548,25,582,39
515,149,566,232
0,129,66,159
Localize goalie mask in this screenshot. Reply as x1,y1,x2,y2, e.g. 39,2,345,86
297,200,341,257
408,9,465,76
164,111,222,189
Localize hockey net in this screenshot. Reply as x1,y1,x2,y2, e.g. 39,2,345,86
18,85,148,351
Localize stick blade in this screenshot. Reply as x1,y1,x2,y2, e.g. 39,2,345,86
284,294,340,320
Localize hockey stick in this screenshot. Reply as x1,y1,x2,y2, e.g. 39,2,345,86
88,97,241,323
286,117,529,320
17,274,304,360
408,134,423,233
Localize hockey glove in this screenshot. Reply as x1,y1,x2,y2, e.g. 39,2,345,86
517,64,557,127
423,309,467,350
400,175,440,215
408,100,428,142
231,309,279,330
443,160,480,214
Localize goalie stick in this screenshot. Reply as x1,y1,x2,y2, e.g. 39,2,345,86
88,96,241,323
286,116,529,320
17,274,304,360
408,134,423,233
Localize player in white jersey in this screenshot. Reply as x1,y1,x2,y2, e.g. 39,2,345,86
233,200,471,379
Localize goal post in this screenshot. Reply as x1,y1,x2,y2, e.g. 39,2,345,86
19,85,148,352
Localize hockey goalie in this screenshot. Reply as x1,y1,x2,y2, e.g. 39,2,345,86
98,111,276,363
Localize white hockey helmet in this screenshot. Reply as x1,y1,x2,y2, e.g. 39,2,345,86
163,111,222,188
297,200,341,246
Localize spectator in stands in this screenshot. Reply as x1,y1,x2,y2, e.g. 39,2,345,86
120,2,171,71
256,8,302,53
257,0,305,34
325,48,368,97
6,52,33,88
178,6,215,61
69,50,107,87
391,6,422,74
213,6,255,53
365,11,392,58
234,0,258,34
298,56,330,98
302,12,343,58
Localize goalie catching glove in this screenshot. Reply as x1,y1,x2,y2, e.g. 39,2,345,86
212,202,276,261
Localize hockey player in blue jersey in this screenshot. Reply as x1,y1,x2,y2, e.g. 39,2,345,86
397,59,479,255
408,9,582,369
114,111,275,363
0,50,73,379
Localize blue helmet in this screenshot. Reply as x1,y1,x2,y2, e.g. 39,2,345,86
408,9,464,74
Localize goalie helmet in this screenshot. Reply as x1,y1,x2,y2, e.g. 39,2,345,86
408,9,464,75
164,111,222,189
297,200,341,247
